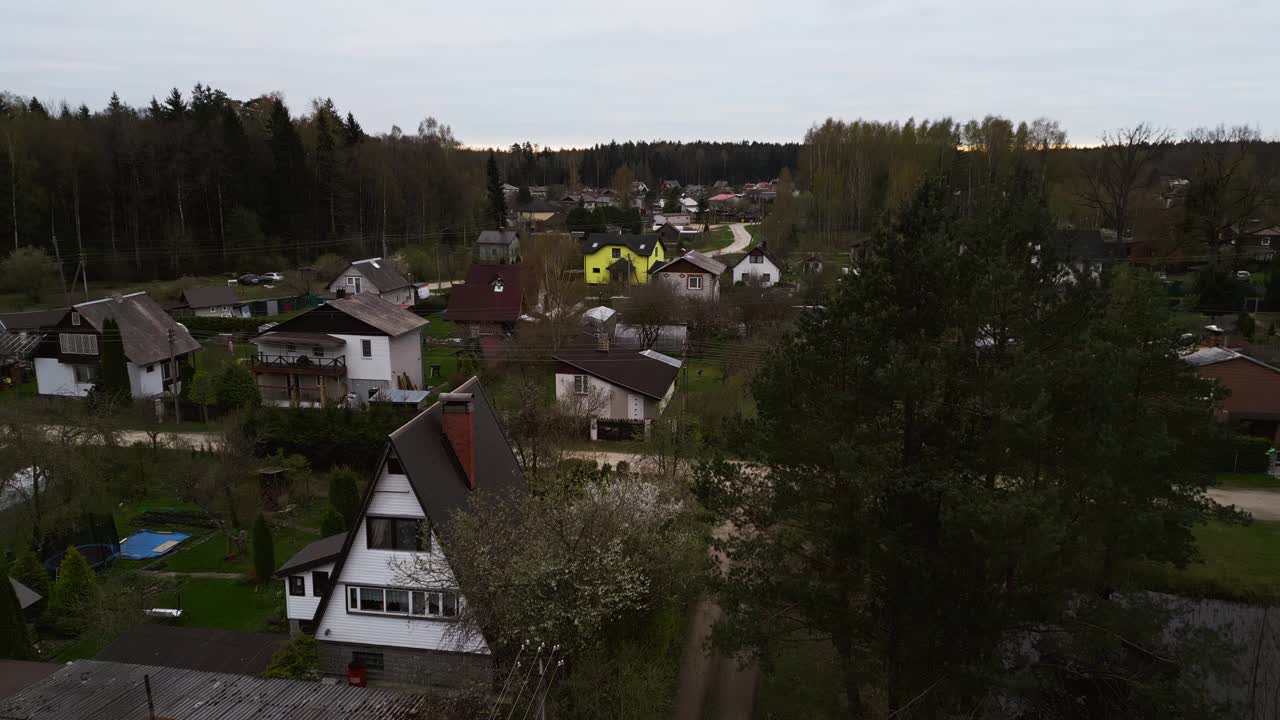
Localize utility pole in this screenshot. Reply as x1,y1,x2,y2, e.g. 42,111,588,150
168,328,181,423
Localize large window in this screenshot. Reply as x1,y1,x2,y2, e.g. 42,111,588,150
73,365,97,384
289,576,305,596
573,375,588,394
312,571,329,597
60,333,99,355
347,584,460,620
351,651,384,670
687,276,703,290
749,254,763,264
365,517,428,552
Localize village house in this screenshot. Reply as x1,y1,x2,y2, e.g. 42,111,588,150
249,293,426,407
33,292,200,399
1185,346,1280,443
553,332,682,423
580,233,668,285
443,264,525,338
730,244,784,287
650,250,727,302
170,286,248,318
327,258,415,307
514,198,562,226
802,255,824,274
275,378,523,689
475,229,521,264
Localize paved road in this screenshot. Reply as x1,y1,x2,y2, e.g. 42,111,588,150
1209,487,1280,521
707,223,752,257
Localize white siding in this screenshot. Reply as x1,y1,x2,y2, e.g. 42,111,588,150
192,306,234,318
315,466,489,655
284,561,335,621
732,256,781,287
126,361,166,398
555,372,628,419
334,334,392,383
388,332,424,389
34,357,89,397
328,265,414,306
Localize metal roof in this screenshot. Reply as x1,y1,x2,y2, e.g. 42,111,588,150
274,532,347,576
476,229,519,246
553,333,682,400
0,660,426,719
0,309,66,332
337,258,411,292
652,250,726,276
369,388,432,406
579,233,662,257
328,294,428,336
250,331,347,348
180,286,239,309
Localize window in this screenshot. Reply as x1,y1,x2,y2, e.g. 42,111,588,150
361,339,372,358
162,362,173,380
285,343,297,353
312,571,329,597
762,273,772,283
749,254,763,264
386,456,405,475
346,276,356,286
351,651,384,671
73,365,97,384
365,517,427,552
612,248,622,258
429,364,441,378
146,364,155,373
592,268,601,274
60,333,99,355
687,276,703,290
312,346,325,357
347,585,459,620
573,375,588,394
70,312,81,326
289,576,305,596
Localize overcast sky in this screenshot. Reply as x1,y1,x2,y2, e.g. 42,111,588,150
2,0,1275,148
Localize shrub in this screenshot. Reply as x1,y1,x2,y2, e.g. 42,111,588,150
252,515,275,585
320,507,346,537
47,547,98,636
262,634,319,680
326,466,362,531
217,364,261,411
10,547,51,603
241,406,405,472
0,559,33,660
1214,432,1272,473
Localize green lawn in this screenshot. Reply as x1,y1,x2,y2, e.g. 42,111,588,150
422,314,453,339
689,227,734,253
1217,472,1280,490
167,577,285,632
1129,520,1280,604
423,346,463,387
161,525,320,574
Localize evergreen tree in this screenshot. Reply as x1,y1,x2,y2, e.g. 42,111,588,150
216,363,261,411
96,317,131,404
1266,255,1280,310
320,507,345,537
252,514,275,585
262,634,319,679
188,367,217,422
0,560,33,660
9,548,50,603
486,153,507,229
266,99,308,253
47,547,98,636
326,466,362,531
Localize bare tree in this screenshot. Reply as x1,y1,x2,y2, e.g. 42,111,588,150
1077,123,1173,242
619,280,681,349
523,232,587,351
1182,125,1276,262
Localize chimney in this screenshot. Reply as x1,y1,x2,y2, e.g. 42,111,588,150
596,331,609,353
440,392,476,488
336,287,347,299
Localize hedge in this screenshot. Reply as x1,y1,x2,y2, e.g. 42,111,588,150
180,315,279,335
241,406,408,473
1214,432,1272,474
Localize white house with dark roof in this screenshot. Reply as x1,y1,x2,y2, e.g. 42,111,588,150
249,293,427,406
172,286,247,318
730,244,783,287
553,333,682,421
32,292,200,399
275,377,524,689
327,258,414,307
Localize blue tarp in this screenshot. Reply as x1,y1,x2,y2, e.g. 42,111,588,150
119,530,190,560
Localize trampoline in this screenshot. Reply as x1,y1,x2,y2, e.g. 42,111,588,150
119,530,191,560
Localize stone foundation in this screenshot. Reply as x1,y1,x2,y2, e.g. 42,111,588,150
318,640,493,691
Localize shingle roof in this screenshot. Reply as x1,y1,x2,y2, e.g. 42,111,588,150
73,293,201,366
0,660,426,719
477,230,519,246
340,258,411,291
180,286,238,309
553,333,682,400
0,309,66,332
444,264,525,323
274,532,347,576
95,626,286,676
652,250,726,276
328,294,428,336
579,233,661,257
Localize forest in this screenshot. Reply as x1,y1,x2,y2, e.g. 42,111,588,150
1,84,1277,289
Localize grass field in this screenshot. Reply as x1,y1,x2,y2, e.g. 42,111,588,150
1217,472,1280,490
160,525,320,575
154,577,286,633
688,227,734,253
1127,519,1280,604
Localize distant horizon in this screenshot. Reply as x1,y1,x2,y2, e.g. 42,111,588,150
4,1,1277,149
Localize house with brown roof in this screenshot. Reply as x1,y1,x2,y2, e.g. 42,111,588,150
1185,346,1280,443
553,333,682,422
32,292,200,399
326,258,414,307
171,286,247,318
249,293,427,406
650,250,727,301
275,378,524,689
444,264,526,337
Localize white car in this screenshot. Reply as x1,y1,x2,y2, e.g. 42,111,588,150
1236,270,1251,280
261,271,285,282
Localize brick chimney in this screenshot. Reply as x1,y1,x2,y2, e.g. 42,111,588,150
440,392,476,488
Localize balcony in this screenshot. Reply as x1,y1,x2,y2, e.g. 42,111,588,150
253,353,346,374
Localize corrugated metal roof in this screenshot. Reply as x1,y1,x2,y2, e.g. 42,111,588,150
0,660,426,719
250,332,347,348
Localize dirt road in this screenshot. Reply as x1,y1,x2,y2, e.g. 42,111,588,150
707,223,752,257
1208,487,1280,521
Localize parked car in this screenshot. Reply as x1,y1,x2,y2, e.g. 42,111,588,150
237,273,262,286
261,271,285,282
1236,270,1252,280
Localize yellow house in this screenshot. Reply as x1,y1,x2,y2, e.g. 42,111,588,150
580,233,668,285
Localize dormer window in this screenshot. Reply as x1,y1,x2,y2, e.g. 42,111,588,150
70,312,81,326
493,279,505,293
612,248,622,258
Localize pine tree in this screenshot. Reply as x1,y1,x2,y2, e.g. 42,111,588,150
326,466,362,531
486,153,507,229
0,560,33,660
216,363,261,411
48,547,97,636
320,507,345,537
10,548,50,603
97,317,130,404
252,514,275,585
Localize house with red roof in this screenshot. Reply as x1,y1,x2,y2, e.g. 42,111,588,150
444,264,526,338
